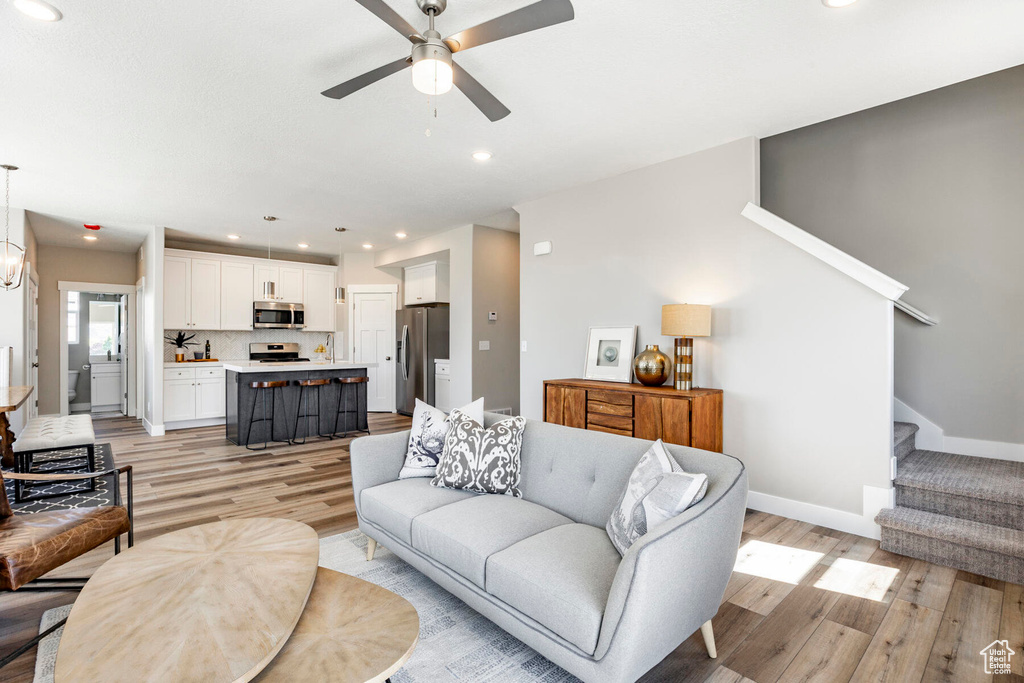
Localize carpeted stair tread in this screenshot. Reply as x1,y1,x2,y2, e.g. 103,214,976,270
876,507,1024,558
896,450,1024,506
893,422,919,448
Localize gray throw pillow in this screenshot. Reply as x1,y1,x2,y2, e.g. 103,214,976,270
606,439,709,556
431,409,526,497
399,398,485,479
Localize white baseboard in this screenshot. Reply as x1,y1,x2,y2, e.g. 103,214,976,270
894,397,1024,463
165,417,226,431
143,418,165,436
746,485,890,540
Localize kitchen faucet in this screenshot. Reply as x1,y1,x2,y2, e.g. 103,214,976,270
326,333,335,363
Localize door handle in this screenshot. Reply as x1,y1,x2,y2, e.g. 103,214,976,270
31,362,38,368
385,356,391,361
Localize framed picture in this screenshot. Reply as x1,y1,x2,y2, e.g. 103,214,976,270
584,326,637,383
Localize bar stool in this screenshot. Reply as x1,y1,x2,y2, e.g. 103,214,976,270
333,376,371,439
246,380,290,451
292,378,332,444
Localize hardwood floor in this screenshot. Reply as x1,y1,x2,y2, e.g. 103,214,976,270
2,416,1022,683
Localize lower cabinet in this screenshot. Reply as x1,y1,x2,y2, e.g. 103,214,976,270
543,379,723,452
164,366,226,426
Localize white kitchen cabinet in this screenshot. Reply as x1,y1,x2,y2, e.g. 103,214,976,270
163,377,197,423
404,261,450,306
189,258,221,329
163,256,191,329
254,265,303,303
302,268,336,332
220,261,254,330
195,376,226,419
163,366,226,425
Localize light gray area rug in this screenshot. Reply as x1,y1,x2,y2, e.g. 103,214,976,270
34,530,580,683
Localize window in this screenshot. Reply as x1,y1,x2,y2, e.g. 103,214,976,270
89,301,119,356
68,292,80,344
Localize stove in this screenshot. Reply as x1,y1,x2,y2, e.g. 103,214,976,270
249,342,309,363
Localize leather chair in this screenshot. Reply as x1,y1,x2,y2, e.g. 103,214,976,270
0,465,133,669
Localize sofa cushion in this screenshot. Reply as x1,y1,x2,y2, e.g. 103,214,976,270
486,523,621,655
411,494,571,588
361,478,476,544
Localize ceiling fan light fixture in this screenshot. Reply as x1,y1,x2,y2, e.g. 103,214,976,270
11,0,62,21
821,0,857,7
411,39,453,95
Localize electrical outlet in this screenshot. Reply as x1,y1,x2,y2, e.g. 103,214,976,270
479,340,490,351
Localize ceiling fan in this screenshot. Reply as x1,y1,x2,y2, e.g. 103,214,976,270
321,0,575,122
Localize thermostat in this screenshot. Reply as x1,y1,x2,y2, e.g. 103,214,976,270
533,241,552,256
488,311,498,321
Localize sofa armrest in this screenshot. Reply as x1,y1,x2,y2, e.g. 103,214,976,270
594,462,748,664
349,430,410,518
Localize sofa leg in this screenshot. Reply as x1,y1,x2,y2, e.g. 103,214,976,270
700,620,717,658
366,537,377,561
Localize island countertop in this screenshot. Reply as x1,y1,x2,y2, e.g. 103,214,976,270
221,361,377,373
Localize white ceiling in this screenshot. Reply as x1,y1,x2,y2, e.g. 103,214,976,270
2,0,1023,256
27,212,152,253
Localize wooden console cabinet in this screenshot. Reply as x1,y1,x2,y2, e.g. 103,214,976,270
543,379,723,452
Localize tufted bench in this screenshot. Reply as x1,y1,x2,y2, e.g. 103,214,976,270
13,415,96,502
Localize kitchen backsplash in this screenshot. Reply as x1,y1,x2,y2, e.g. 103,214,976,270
163,329,342,362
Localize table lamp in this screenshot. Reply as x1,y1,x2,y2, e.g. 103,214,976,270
661,304,711,391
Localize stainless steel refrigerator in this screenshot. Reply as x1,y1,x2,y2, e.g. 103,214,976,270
396,306,450,415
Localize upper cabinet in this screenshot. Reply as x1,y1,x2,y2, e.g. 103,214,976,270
302,269,336,332
404,261,450,306
164,249,337,332
254,265,303,303
220,261,254,330
164,255,221,329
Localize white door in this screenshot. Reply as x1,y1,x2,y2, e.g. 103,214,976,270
352,291,396,412
190,258,221,329
195,378,226,419
221,261,254,330
302,269,335,332
163,378,196,422
27,276,38,419
120,294,129,415
164,256,191,329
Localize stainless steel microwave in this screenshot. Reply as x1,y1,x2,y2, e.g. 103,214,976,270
253,301,305,329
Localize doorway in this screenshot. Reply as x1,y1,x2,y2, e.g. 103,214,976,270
59,282,137,418
348,285,397,412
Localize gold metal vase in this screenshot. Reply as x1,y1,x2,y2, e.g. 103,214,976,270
633,344,671,386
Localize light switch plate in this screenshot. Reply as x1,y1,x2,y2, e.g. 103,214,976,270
479,341,490,351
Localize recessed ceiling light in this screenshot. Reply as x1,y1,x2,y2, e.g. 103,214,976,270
298,243,309,249
472,151,493,161
821,0,857,7
362,243,374,249
11,0,63,21
83,235,97,241
227,234,240,240
395,232,407,239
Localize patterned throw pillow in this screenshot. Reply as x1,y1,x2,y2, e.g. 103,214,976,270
431,409,526,497
606,439,709,556
399,398,485,479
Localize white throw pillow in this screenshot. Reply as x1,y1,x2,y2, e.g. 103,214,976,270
399,398,485,479
606,440,709,556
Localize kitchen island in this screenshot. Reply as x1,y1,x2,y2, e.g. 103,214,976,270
223,361,377,446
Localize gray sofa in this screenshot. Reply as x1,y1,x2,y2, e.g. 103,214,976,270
350,414,747,683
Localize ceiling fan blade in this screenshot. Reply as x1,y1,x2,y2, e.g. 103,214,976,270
321,57,411,99
453,62,510,122
444,0,574,53
353,0,424,43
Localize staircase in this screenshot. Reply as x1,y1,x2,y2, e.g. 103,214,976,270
875,422,1024,584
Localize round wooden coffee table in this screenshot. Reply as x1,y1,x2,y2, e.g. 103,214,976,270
55,518,320,683
253,567,420,683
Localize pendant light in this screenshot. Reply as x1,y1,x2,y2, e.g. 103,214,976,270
263,216,277,300
334,227,347,303
1,165,26,291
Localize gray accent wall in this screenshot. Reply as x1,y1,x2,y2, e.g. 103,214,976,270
761,64,1024,445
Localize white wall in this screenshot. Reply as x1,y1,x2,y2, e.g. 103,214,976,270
517,138,893,523
140,227,164,434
